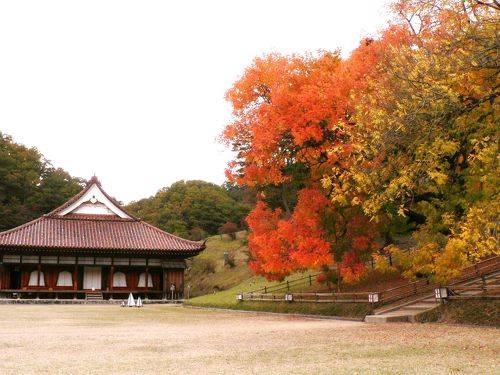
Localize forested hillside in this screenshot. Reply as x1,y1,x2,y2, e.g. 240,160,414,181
126,180,252,239
0,132,84,231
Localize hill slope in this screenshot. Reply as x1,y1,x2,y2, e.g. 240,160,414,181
184,232,405,318
185,231,323,299
185,232,253,297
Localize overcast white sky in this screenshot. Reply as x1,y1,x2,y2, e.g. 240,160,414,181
0,0,390,203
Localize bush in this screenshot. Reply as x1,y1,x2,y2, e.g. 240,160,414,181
218,222,239,240
189,227,207,241
415,300,500,327
225,253,236,268
193,258,216,275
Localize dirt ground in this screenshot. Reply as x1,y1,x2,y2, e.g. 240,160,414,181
0,305,498,374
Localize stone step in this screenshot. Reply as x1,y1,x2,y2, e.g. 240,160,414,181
404,303,439,310
380,308,422,315
366,265,500,324
421,298,437,303
414,299,438,304
365,314,409,323
85,292,103,301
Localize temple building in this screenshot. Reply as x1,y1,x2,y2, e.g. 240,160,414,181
0,176,205,301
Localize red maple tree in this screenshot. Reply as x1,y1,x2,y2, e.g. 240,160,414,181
222,17,410,282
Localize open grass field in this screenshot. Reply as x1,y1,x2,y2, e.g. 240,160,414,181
0,305,498,374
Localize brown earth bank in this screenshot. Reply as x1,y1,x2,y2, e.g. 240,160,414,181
416,299,500,327
0,305,498,374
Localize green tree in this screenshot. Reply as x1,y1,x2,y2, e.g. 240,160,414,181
0,132,84,231
126,180,251,237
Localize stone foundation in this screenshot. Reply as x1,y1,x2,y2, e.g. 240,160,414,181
0,298,182,305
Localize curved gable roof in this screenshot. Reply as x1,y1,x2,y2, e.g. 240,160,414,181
0,177,205,255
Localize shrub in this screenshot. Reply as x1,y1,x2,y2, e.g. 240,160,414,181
218,221,239,240
188,227,207,241
226,253,236,268
193,258,216,275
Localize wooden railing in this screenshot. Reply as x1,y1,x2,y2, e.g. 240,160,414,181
378,255,500,303
445,263,500,299
447,284,500,299
245,273,320,295
238,255,500,305
447,256,500,286
243,291,372,303
243,250,414,296
378,278,434,304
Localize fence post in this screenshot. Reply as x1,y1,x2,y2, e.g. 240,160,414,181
309,275,312,286
264,286,267,294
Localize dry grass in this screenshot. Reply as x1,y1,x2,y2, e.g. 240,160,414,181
0,305,498,374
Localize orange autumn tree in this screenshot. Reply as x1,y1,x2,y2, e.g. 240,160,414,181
245,189,332,280
223,0,498,284
222,33,407,281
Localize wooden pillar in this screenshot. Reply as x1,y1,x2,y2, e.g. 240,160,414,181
109,265,114,300
145,266,149,300
110,265,114,291
73,264,78,299
36,262,41,300
162,267,167,300
0,264,4,290
180,268,185,294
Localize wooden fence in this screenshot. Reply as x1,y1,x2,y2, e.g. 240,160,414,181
242,291,372,303
243,252,400,296
246,273,319,295
238,255,500,305
447,285,500,300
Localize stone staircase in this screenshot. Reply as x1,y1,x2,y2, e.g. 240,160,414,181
85,291,104,301
365,270,500,323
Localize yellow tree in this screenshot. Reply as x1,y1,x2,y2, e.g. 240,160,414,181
325,0,499,281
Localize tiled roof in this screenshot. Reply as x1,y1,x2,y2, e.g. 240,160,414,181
0,177,205,254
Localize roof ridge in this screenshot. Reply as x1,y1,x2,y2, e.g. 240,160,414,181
96,182,140,221
46,181,92,216
48,215,135,222
46,176,140,221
